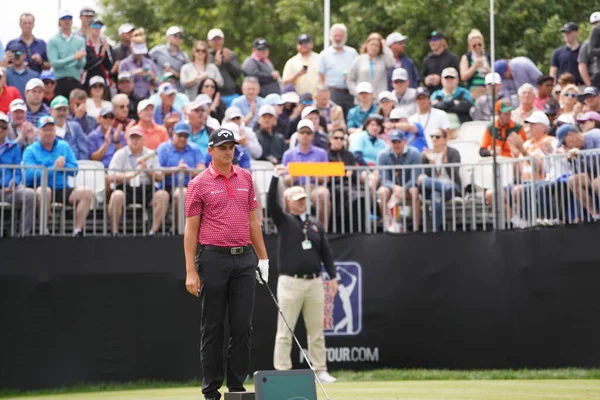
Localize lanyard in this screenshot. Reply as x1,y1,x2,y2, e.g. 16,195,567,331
301,216,311,241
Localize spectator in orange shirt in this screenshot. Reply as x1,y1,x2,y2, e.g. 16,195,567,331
0,67,22,114
480,98,527,158
135,99,169,150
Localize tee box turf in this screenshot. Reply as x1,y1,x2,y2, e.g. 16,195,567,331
224,393,255,400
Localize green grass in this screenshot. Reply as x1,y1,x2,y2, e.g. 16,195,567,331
2,369,600,399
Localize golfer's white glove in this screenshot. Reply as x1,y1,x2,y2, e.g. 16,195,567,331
256,259,269,284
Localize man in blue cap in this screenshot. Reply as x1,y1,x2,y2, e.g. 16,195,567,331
494,57,542,105
40,70,57,106
5,42,40,97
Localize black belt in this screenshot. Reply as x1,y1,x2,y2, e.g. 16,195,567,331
200,244,254,256
282,272,321,280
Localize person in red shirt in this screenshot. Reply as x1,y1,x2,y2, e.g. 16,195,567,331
135,99,168,150
184,127,269,400
0,68,23,114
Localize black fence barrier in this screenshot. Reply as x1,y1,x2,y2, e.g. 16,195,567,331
1,225,600,390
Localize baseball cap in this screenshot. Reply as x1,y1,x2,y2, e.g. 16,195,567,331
378,91,396,103
132,42,148,55
207,28,225,40
166,26,183,36
580,86,599,99
391,68,409,82
40,70,56,82
386,32,408,47
485,72,502,85
301,106,318,119
590,12,600,24
50,96,69,109
415,87,430,98
7,42,24,53
126,126,143,138
390,130,406,142
441,67,458,79
80,6,95,17
59,8,73,19
253,38,269,50
544,101,559,116
297,34,312,44
137,99,153,113
264,93,285,106
221,122,240,139
282,92,300,104
173,121,191,135
91,19,104,27
38,115,55,128
556,123,578,146
282,84,296,94
258,105,276,117
118,71,133,81
577,111,600,123
99,107,116,118
556,113,576,125
89,75,106,87
297,119,315,132
286,186,307,201
158,82,177,96
524,110,551,127
560,22,578,32
0,113,8,123
161,72,176,82
9,99,27,112
494,59,509,78
553,84,562,94
224,106,243,120
208,127,239,147
390,108,409,120
428,30,446,40
25,78,44,91
356,82,373,94
194,94,212,107
118,23,135,35
495,98,514,114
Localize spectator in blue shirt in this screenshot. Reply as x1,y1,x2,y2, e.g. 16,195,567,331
50,96,88,160
376,130,422,232
24,78,49,127
153,82,183,132
22,115,94,236
0,112,35,236
68,88,98,135
349,114,387,166
87,107,126,167
388,107,428,152
347,82,378,134
5,42,40,97
6,13,48,73
231,77,264,128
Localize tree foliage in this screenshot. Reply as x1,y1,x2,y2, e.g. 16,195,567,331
100,0,598,75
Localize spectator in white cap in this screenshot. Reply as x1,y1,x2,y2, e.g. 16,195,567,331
288,106,329,150
149,26,190,89
82,19,114,89
118,28,161,98
7,99,36,151
318,23,358,116
386,32,419,89
314,85,346,133
471,72,502,121
193,94,220,131
376,91,397,127
459,29,491,98
115,72,142,120
153,83,182,132
0,67,22,114
346,82,377,135
579,12,600,87
24,78,50,126
112,23,135,63
136,99,169,150
579,86,600,113
85,76,112,118
75,6,96,38
223,106,263,159
431,67,474,126
180,40,224,100
347,33,395,99
409,87,450,148
390,68,417,117
207,28,243,107
185,100,213,149
386,107,428,152
256,104,286,164
47,9,87,98
282,34,320,96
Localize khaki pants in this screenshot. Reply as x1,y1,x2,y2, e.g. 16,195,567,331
273,275,327,372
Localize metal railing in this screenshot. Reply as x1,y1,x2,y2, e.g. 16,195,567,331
1,149,599,237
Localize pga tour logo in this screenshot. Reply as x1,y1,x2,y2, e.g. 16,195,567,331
322,262,362,336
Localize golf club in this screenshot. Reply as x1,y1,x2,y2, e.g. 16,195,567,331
258,271,331,400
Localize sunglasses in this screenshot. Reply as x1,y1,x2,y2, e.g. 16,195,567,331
203,84,215,88
443,76,456,80
14,51,23,57
393,80,406,84
472,43,483,48
102,114,115,120
91,24,103,29
231,116,241,120
332,136,344,140
43,80,55,85
173,33,183,39
195,48,207,53
91,84,104,89
301,100,313,105
390,118,401,122
564,93,578,98
429,37,440,42
299,131,314,135
60,16,73,21
430,135,443,139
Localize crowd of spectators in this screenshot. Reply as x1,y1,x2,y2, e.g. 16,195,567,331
2,7,600,236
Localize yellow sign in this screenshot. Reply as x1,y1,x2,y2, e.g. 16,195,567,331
287,162,345,177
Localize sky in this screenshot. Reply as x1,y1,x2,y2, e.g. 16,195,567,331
0,0,102,46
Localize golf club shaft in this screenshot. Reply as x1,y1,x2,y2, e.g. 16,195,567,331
259,273,331,400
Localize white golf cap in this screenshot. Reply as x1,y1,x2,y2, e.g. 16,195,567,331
356,81,373,94
0,113,8,123
389,108,409,120
59,8,73,19
158,82,177,96
194,94,212,106
89,75,106,87
25,78,44,91
391,68,409,82
301,106,318,119
297,119,315,132
386,32,408,47
282,92,300,104
286,186,307,201
524,110,550,127
9,98,27,112
207,28,225,40
221,122,241,140
166,26,183,36
186,101,203,112
441,67,458,78
118,23,135,35
590,12,600,24
485,72,502,85
378,91,396,103
137,99,153,113
556,113,576,125
258,105,276,117
225,106,243,120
